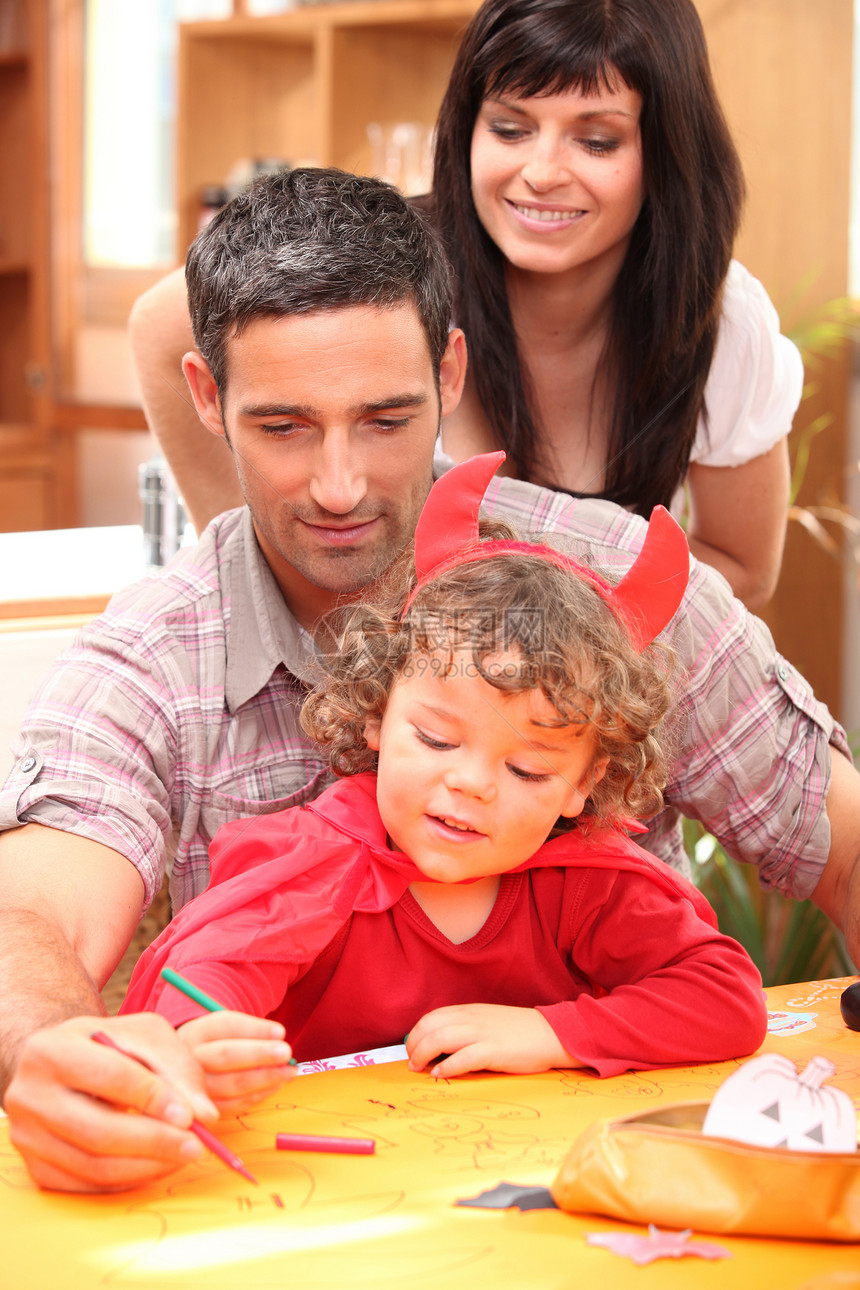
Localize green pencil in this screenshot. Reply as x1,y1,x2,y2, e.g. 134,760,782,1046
160,967,297,1063
161,966,226,1012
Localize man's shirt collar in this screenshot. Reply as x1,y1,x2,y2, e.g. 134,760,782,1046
225,508,319,711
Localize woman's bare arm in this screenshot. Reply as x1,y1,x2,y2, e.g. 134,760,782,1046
811,749,860,965
685,438,790,610
129,267,243,533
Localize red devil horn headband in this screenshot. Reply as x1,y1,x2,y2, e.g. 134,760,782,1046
407,451,690,652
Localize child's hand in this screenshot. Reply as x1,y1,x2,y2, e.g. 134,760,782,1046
178,1012,295,1114
406,1004,576,1078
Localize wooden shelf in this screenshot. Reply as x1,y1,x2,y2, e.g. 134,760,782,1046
54,402,147,433
176,0,481,254
0,0,58,532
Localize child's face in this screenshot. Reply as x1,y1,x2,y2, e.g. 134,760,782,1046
364,652,607,882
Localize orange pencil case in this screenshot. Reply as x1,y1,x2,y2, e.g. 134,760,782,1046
551,1102,860,1242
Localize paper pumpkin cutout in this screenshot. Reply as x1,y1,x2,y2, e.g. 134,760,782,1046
702,1054,858,1153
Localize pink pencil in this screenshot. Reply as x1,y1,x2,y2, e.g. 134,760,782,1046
276,1132,375,1155
91,1030,258,1185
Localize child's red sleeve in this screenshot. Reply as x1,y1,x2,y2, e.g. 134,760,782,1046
536,867,767,1076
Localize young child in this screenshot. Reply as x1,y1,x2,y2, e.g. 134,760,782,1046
123,452,767,1106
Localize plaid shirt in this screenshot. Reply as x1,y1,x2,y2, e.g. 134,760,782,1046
1,489,847,912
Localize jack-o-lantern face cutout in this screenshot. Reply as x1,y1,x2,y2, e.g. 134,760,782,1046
702,1054,858,1154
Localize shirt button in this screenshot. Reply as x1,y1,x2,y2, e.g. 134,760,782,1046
21,755,37,773
777,664,789,682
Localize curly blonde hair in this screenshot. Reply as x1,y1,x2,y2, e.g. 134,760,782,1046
302,521,678,827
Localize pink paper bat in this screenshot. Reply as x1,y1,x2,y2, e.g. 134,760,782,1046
586,1225,731,1266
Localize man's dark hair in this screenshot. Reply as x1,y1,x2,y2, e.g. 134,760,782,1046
186,167,453,393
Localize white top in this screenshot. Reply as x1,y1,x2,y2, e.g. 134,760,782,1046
694,260,803,468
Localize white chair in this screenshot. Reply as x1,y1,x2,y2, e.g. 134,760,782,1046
0,626,81,778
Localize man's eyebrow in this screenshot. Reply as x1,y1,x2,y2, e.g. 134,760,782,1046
239,393,430,419
357,394,430,415
240,402,318,418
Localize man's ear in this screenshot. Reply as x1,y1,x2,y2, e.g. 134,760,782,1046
438,328,468,419
363,718,381,751
182,351,227,441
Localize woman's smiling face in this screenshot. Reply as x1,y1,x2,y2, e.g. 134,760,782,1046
469,78,645,282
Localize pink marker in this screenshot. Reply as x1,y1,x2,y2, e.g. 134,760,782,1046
276,1132,375,1155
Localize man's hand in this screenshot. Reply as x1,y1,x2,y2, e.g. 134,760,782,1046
178,1011,296,1115
405,1004,577,1078
5,1013,219,1193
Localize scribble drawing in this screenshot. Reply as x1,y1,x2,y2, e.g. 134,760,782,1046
0,1147,31,1191
557,1070,666,1100
99,1183,506,1288
269,1087,571,1176
132,1152,319,1216
96,1188,401,1286
785,980,852,1009
231,1075,580,1188
396,1094,547,1170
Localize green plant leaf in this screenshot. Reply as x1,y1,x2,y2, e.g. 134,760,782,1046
687,824,856,986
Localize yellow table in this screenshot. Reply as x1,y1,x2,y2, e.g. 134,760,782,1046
2,979,859,1289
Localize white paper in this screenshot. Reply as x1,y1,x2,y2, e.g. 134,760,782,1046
294,1043,408,1076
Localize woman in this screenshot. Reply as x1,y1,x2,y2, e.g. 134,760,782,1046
429,0,797,608
130,0,798,608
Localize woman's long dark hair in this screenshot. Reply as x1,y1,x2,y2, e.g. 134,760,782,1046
432,0,745,514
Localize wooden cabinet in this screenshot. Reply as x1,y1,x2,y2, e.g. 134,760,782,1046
0,2,73,532
176,0,480,255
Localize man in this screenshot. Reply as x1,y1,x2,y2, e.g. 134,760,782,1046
1,169,858,1193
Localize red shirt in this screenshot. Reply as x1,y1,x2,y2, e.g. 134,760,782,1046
123,775,766,1076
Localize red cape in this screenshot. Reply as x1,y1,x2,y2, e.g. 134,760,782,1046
123,774,714,1015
